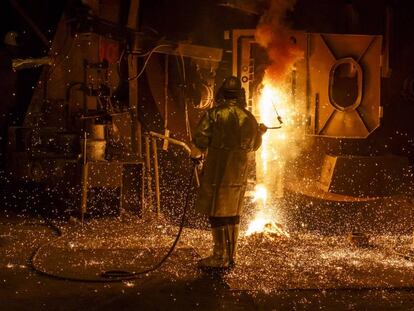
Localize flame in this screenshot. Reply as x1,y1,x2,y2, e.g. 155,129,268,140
256,80,293,195
246,215,271,236
246,80,301,236
245,0,306,237
252,184,268,204
246,208,290,238
245,83,288,236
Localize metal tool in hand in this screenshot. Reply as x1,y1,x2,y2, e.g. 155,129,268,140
264,99,284,130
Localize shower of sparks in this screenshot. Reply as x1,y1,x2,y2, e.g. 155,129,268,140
257,81,290,178
247,184,289,237
247,77,306,235
251,184,268,205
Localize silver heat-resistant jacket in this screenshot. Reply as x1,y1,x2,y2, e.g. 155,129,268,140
193,98,263,217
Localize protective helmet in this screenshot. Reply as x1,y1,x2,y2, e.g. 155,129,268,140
222,76,242,92
4,31,19,47
220,76,242,99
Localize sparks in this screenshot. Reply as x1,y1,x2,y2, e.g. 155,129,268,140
246,76,303,236
252,184,268,204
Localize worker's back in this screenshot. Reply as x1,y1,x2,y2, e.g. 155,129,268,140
194,98,261,152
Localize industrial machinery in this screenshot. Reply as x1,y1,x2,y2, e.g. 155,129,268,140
5,0,412,233
227,28,412,233
6,0,222,217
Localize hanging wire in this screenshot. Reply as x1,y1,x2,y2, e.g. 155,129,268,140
177,50,192,140
124,44,174,81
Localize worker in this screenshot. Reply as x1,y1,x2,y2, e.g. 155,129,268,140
191,76,267,269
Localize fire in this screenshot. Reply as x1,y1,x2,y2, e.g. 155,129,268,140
256,80,294,198
246,215,272,236
252,184,268,204
246,78,305,236
245,82,290,236
246,217,290,238
245,0,305,237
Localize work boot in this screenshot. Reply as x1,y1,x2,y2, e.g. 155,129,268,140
227,224,239,266
198,226,230,269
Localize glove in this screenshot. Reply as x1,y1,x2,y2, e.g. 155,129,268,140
258,123,268,134
191,155,203,165
190,144,203,165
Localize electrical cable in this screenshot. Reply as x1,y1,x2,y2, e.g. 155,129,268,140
116,45,160,82
120,44,174,82
27,214,414,289
176,51,192,140
30,162,196,282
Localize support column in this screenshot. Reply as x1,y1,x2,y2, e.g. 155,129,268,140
127,0,142,158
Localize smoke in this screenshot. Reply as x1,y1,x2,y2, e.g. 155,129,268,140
251,0,309,225
255,0,303,82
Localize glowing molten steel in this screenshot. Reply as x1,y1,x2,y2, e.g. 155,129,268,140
246,184,289,237
245,0,305,237
245,74,307,236
257,81,289,177
245,79,298,237
252,184,268,204
246,218,290,238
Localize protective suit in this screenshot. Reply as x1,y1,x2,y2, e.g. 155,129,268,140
192,76,265,269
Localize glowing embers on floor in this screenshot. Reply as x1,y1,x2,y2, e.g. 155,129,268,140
246,184,289,238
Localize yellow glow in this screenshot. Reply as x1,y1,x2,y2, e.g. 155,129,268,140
245,209,290,238
246,216,270,235
252,184,267,204
246,76,304,236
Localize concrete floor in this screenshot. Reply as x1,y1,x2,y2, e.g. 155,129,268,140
2,212,414,310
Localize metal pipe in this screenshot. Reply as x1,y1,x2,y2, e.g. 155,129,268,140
80,132,88,224
164,55,169,129
306,33,312,133
127,0,142,158
382,4,393,78
147,131,200,188
148,131,191,155
144,135,152,212
152,138,161,216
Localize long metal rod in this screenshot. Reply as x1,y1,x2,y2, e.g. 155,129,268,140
152,138,161,216
382,5,392,77
127,0,142,158
164,55,169,129
144,136,153,213
306,33,312,133
80,133,88,224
